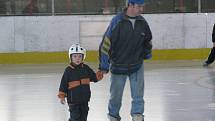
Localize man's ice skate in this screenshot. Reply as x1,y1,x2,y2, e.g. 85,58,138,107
108,115,121,121
132,114,144,121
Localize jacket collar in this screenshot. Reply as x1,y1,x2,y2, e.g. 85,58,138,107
69,63,84,69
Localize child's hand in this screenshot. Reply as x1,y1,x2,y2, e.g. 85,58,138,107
96,71,104,81
60,98,66,105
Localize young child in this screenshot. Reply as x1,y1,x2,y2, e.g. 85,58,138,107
57,44,103,121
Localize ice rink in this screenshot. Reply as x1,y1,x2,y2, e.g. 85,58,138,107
0,60,214,121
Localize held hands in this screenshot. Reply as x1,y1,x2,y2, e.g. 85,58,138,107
96,70,104,81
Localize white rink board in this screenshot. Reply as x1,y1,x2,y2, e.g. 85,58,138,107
147,14,185,49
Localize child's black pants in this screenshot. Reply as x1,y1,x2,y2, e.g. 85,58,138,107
69,102,89,121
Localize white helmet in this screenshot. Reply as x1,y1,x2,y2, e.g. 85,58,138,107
68,44,86,60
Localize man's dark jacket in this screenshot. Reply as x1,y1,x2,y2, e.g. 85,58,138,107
99,9,152,74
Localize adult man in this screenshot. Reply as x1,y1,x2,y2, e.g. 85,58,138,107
98,0,152,121
203,23,215,66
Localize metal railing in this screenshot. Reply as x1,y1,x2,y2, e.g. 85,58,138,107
0,0,214,16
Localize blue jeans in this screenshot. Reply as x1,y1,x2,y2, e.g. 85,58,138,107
108,64,145,119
